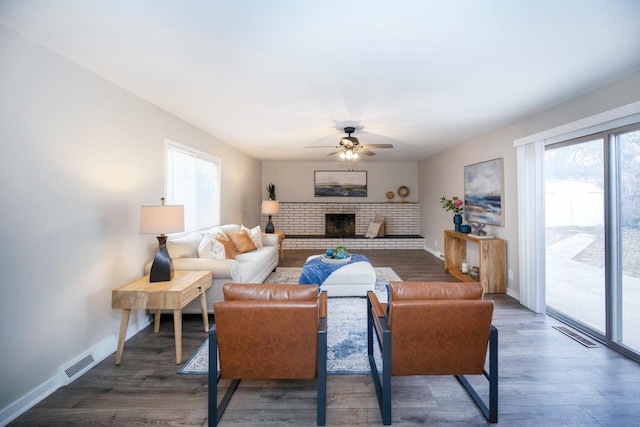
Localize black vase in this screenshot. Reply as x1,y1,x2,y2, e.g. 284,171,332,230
453,214,463,232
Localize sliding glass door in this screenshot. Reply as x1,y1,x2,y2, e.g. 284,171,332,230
545,136,605,335
545,125,640,358
615,128,640,352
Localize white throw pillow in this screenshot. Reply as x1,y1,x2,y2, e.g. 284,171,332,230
199,237,225,260
167,233,203,259
242,224,263,248
198,232,218,258
203,226,227,239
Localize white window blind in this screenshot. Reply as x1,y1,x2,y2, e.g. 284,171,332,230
165,140,220,231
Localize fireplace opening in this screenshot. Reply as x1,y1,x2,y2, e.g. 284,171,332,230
325,213,356,237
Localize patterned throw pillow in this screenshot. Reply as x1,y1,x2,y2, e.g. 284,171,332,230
365,221,383,239
242,224,263,248
197,232,225,259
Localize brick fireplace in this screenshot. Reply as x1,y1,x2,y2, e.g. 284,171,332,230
262,202,424,250
325,213,356,237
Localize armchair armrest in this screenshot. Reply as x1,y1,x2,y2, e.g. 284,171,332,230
319,291,328,318
367,291,386,318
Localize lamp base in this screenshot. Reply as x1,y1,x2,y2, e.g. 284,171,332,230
265,215,274,234
150,235,174,282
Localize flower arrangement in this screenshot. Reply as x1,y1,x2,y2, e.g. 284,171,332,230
440,195,465,215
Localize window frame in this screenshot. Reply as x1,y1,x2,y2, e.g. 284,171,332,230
164,139,221,232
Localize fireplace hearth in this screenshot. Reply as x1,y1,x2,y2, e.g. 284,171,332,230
325,213,355,237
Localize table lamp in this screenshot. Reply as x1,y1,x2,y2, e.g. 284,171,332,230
261,200,279,233
140,198,185,282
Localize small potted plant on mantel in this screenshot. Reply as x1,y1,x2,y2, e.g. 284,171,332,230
267,183,276,200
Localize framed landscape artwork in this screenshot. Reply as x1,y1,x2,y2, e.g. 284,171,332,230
314,170,367,197
464,158,504,226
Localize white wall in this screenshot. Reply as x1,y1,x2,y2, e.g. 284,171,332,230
262,161,418,203
0,25,261,420
419,71,640,299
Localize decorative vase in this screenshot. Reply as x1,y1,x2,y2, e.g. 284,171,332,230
453,214,462,232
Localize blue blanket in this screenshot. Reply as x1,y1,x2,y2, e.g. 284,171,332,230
299,254,371,285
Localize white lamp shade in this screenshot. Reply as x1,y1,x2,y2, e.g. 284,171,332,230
261,200,280,215
140,205,185,235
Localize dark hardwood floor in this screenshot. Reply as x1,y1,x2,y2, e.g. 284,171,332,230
10,250,640,426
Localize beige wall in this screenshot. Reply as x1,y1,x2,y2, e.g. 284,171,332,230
0,25,261,418
419,71,640,299
262,161,418,203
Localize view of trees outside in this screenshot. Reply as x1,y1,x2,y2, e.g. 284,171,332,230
545,129,640,353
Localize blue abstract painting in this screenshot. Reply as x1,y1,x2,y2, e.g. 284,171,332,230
464,158,503,226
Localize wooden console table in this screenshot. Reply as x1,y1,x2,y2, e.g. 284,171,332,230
112,270,211,365
443,230,506,293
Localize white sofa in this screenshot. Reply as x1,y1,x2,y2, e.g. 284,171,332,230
144,224,279,313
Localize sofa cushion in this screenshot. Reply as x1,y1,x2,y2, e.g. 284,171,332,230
227,230,257,254
167,233,202,259
235,260,260,282
242,224,263,248
235,246,277,272
198,232,226,260
216,234,237,259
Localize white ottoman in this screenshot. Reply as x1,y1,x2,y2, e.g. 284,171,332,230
304,255,376,297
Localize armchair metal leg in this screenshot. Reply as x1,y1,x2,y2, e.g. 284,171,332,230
208,328,241,427
317,318,327,426
208,328,218,427
456,325,499,423
367,297,392,425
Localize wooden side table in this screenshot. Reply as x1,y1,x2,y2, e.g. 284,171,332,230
112,270,212,365
264,231,285,261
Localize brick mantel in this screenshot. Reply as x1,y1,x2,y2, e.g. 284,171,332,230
262,202,424,250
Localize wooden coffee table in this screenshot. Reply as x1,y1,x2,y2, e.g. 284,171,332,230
112,270,212,365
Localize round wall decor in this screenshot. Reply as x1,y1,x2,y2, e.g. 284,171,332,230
386,191,395,201
397,186,410,198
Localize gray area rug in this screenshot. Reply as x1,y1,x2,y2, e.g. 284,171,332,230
178,267,400,375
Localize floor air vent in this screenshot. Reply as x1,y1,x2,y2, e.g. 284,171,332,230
63,354,95,381
553,326,598,348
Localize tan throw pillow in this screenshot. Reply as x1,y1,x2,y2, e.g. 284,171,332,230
216,234,237,259
227,230,258,254
242,224,263,248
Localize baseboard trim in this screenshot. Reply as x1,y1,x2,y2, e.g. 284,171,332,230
424,245,444,260
0,315,152,426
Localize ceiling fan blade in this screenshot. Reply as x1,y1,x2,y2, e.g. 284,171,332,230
358,148,376,156
326,149,342,156
362,144,394,149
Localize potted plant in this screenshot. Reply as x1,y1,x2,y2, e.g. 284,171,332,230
267,183,276,200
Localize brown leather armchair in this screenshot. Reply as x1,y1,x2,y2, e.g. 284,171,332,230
367,281,498,424
208,283,328,426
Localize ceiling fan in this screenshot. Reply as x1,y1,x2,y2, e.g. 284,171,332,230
308,127,393,159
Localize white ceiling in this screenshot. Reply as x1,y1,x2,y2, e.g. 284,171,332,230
2,1,640,162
